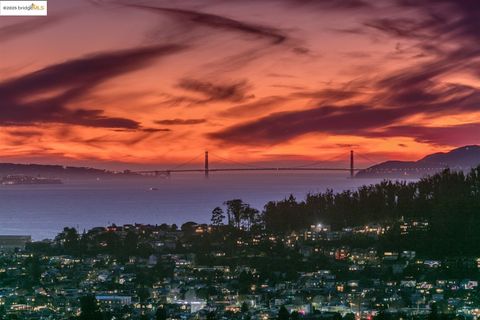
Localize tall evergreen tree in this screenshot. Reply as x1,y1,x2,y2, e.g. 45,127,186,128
79,295,103,320
278,305,289,320
211,207,225,226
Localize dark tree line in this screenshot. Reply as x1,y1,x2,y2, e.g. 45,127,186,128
211,200,261,231
214,167,480,257
262,167,480,256
261,167,478,228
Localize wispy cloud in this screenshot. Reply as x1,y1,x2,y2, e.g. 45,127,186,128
0,16,64,42
218,96,289,118
367,123,480,146
177,78,253,103
127,4,288,44
209,0,480,147
155,118,207,125
0,44,184,128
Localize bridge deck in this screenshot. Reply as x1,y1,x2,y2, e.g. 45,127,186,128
137,167,364,174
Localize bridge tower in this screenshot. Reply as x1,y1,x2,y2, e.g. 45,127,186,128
350,150,354,178
205,151,209,178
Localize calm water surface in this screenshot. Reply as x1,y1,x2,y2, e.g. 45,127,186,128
0,172,383,240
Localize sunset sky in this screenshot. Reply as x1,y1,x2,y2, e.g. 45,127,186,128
0,0,479,169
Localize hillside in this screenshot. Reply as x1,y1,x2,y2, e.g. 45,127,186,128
356,145,480,178
0,163,139,179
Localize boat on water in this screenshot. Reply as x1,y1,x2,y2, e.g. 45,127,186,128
148,187,159,191
1,175,63,185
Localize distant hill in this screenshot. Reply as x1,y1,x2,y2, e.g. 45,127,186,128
0,163,139,179
356,145,480,178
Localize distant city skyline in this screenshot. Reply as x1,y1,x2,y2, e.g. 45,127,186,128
1,0,479,168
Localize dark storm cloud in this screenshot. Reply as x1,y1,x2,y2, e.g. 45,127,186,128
127,4,288,45
155,119,207,125
177,78,253,103
0,44,184,128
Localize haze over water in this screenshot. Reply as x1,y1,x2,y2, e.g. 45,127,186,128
0,173,385,240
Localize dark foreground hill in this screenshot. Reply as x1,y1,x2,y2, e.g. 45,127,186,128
356,145,480,178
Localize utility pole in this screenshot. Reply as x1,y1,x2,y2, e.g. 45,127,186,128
205,151,209,178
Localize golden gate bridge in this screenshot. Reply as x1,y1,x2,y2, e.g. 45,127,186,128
135,150,378,178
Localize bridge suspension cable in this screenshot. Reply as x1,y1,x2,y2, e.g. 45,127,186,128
291,152,350,168
168,153,204,170
355,152,381,166
208,152,261,169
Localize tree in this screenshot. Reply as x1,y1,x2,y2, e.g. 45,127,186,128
332,313,342,320
155,306,167,320
238,271,254,294
224,199,245,228
290,311,300,320
124,231,138,256
24,255,41,286
223,200,259,230
137,287,150,307
374,311,387,320
278,306,289,320
207,311,217,320
55,227,80,253
211,207,225,226
241,302,249,313
181,221,198,234
79,295,103,320
242,205,259,231
428,302,438,320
